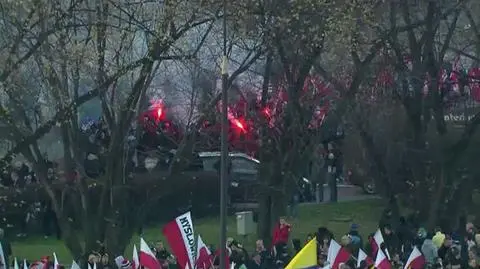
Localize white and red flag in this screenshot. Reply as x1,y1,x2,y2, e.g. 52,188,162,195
372,229,391,260
325,239,350,269
404,246,426,269
140,238,161,269
13,258,19,269
70,260,80,269
0,242,6,269
53,253,59,269
357,249,373,268
162,212,196,269
132,245,140,269
374,248,391,269
195,235,212,269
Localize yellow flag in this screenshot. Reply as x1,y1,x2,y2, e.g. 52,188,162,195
284,237,317,269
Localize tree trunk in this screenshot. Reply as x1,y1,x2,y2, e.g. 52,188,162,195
426,169,446,230
257,189,272,245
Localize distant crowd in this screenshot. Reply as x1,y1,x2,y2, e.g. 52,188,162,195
2,208,480,269
0,159,58,188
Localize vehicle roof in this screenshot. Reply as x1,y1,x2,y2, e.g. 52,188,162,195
198,152,260,163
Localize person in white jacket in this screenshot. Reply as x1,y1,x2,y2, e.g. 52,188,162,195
421,232,438,266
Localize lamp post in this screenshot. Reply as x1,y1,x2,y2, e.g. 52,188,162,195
219,0,229,268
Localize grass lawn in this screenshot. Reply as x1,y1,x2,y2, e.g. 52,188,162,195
11,199,385,263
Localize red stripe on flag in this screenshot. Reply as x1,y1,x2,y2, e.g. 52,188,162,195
162,220,191,269
139,252,161,269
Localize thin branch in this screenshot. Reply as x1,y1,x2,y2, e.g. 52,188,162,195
439,8,461,62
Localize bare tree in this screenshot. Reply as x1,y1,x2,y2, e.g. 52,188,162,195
341,0,480,229
0,0,225,262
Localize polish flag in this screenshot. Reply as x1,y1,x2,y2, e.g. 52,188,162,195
132,245,140,269
404,246,426,269
140,238,161,269
357,249,373,268
0,242,6,269
53,253,59,269
326,239,351,269
374,248,391,269
70,260,80,269
196,236,213,269
213,248,230,269
162,212,196,269
372,229,391,260
14,258,19,269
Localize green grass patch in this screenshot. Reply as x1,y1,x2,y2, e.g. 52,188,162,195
11,199,384,263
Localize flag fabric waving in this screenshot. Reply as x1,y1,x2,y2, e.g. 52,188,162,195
0,242,6,269
132,245,140,269
140,238,161,269
71,260,81,269
162,212,196,269
357,249,373,268
325,239,350,269
195,235,212,269
374,248,391,269
373,229,391,260
213,248,230,269
404,246,425,269
14,258,19,269
53,253,59,269
284,237,317,269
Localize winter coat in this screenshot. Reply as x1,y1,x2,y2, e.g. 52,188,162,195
421,239,438,265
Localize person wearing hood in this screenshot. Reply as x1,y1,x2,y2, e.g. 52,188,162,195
432,230,446,249
382,224,400,255
348,224,363,248
421,232,438,266
347,224,362,256
378,208,393,230
396,216,414,258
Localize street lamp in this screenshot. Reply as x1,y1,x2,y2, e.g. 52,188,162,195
219,0,229,268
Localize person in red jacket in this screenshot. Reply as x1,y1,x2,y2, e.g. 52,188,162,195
272,217,291,246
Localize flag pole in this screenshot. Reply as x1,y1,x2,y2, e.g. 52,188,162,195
219,0,229,267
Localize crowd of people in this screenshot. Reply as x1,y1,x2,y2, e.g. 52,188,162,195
147,212,480,269
0,158,58,188
3,208,480,269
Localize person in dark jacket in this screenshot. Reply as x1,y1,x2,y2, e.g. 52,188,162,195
397,216,414,259
382,224,400,255
379,208,393,230
248,252,263,269
437,234,453,261
42,200,61,239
